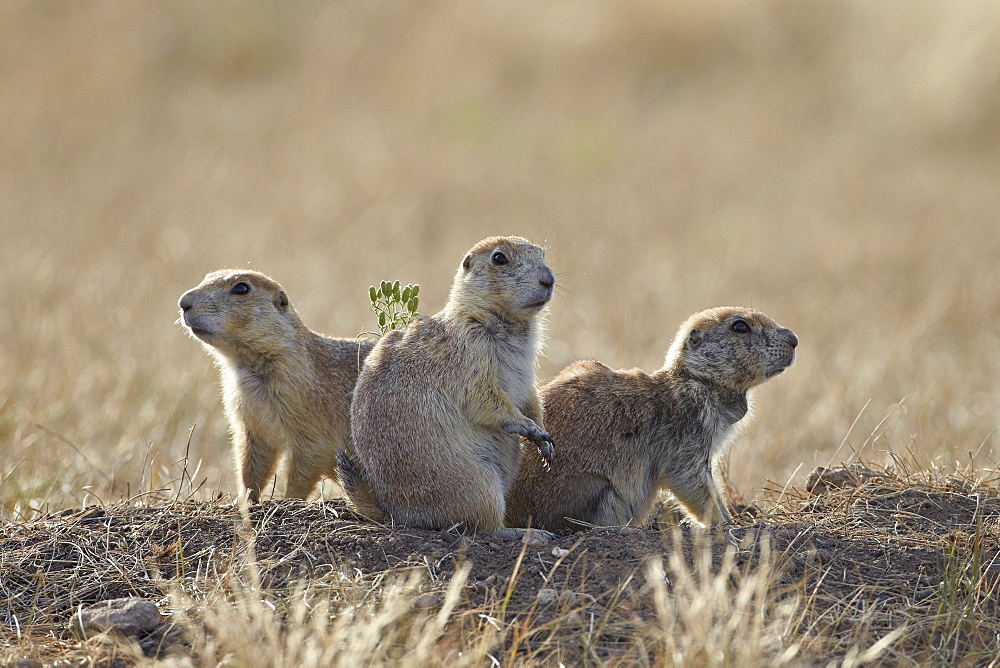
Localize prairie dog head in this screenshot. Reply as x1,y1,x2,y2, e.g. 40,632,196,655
178,269,300,360
666,306,798,393
447,236,555,322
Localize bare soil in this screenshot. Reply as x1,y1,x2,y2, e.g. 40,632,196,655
2,465,999,664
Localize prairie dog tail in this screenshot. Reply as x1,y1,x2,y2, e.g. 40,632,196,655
336,450,389,522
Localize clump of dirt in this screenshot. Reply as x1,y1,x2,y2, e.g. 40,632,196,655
2,463,999,664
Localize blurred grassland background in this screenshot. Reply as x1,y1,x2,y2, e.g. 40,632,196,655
2,1,999,517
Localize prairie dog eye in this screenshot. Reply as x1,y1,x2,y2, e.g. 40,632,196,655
731,319,750,333
491,251,509,266
231,282,251,295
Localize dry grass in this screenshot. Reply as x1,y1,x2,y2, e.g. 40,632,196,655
3,461,998,665
0,494,806,666
2,1,1000,664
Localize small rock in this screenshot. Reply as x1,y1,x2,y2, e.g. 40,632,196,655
793,548,833,565
522,529,553,546
71,597,161,639
551,547,570,558
411,593,441,610
806,465,882,495
536,589,558,605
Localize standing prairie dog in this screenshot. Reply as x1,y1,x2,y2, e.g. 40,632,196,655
338,236,555,536
178,269,374,502
507,306,798,531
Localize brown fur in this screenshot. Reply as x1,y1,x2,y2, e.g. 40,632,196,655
178,269,374,502
338,236,555,536
506,306,798,531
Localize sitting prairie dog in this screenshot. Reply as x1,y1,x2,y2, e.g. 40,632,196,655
338,236,556,536
506,306,798,531
178,269,375,502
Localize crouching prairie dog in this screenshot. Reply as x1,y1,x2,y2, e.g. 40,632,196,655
178,269,374,502
338,236,556,536
506,306,798,531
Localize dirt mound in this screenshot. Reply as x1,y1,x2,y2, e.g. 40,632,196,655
2,465,999,664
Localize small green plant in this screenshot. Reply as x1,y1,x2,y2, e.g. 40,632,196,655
369,280,419,335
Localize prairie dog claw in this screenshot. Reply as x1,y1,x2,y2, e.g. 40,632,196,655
505,420,555,465
536,438,554,467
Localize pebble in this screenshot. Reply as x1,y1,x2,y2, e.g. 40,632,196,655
806,465,880,495
70,597,161,639
411,593,441,610
793,548,834,565
536,589,558,604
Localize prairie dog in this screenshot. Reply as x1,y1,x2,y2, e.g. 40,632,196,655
338,236,555,535
178,269,374,502
507,306,798,531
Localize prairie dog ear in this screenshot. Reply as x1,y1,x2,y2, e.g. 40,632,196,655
462,254,473,271
274,290,290,309
686,328,703,350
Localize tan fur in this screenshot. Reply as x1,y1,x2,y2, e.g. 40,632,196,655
338,236,555,536
178,269,374,502
507,306,798,531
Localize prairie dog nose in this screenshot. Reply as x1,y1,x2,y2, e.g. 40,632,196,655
178,290,196,311
539,267,555,290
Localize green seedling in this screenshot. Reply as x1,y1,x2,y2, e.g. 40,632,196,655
369,280,420,335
